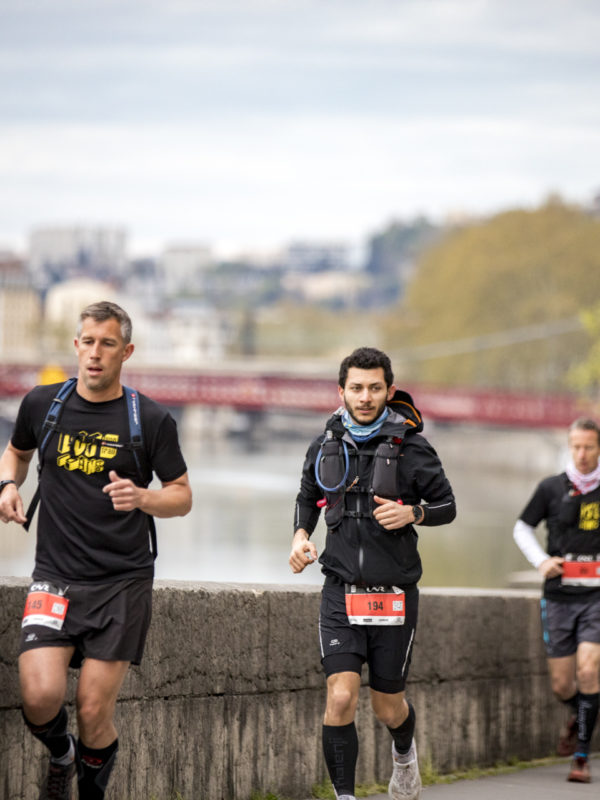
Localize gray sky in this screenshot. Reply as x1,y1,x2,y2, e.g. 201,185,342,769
1,0,599,256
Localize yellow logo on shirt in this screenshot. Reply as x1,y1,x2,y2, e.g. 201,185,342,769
56,432,119,475
579,501,600,532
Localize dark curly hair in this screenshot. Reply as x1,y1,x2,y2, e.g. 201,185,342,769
338,347,394,388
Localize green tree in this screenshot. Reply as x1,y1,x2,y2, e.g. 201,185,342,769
568,304,600,396
381,199,600,391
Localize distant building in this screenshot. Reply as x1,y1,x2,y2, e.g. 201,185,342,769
43,278,118,356
282,241,350,273
123,258,164,314
163,300,228,363
160,244,214,297
0,252,42,360
282,270,369,306
28,226,128,290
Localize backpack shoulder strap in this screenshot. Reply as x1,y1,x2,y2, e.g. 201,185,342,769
23,378,78,531
122,385,144,474
123,385,158,560
38,378,78,457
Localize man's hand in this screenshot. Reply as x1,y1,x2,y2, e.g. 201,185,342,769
289,528,318,574
0,483,27,525
373,495,415,530
103,470,144,512
538,556,564,579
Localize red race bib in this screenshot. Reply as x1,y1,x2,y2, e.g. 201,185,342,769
22,583,69,630
562,555,600,587
345,585,406,626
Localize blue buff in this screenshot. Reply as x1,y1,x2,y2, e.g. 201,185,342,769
341,407,389,441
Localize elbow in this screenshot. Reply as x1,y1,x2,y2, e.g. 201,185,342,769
180,489,193,516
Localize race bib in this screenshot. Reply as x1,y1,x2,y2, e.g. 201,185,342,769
345,584,406,626
22,582,69,630
561,554,600,587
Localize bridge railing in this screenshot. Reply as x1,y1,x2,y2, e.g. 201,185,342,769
0,361,594,427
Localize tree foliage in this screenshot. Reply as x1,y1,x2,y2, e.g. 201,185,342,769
381,199,600,391
568,304,600,396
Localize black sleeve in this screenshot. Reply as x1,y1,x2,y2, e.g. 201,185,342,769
143,401,187,484
293,437,324,536
11,385,56,451
519,479,553,528
408,435,456,526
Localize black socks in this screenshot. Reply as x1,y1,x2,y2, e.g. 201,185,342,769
322,722,358,797
388,701,416,755
22,705,71,760
575,692,599,757
77,737,119,800
563,692,579,714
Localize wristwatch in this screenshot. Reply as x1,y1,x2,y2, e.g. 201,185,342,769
0,479,16,494
412,504,424,524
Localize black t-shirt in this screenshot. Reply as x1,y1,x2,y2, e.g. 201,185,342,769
519,472,600,600
11,383,187,584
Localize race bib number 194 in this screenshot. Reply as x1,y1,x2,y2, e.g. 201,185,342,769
345,585,406,626
22,583,69,630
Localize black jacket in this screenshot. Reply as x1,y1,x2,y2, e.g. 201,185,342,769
294,390,456,587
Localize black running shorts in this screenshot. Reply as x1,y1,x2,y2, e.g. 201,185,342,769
541,594,600,658
19,577,153,667
319,580,419,693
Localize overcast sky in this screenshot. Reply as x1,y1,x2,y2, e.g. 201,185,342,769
1,0,599,256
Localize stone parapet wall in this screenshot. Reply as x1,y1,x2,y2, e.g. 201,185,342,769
0,578,594,800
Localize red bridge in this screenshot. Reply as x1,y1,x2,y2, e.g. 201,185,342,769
0,362,594,429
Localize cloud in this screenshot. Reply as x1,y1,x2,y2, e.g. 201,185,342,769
0,0,599,252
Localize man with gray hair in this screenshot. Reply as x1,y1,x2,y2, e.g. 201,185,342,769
514,417,600,783
0,301,192,800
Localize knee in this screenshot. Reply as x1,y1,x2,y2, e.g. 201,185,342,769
21,683,64,724
77,696,110,740
374,702,404,728
550,674,576,700
326,684,358,724
576,664,600,693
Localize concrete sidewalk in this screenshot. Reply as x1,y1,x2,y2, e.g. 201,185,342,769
353,756,599,800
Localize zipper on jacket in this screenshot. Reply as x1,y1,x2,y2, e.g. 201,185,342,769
355,447,365,584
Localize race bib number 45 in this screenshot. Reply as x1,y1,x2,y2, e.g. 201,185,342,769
22,583,69,630
345,585,405,626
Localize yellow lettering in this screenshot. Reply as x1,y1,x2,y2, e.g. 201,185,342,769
57,433,72,454
100,433,118,459
580,502,600,531
54,431,116,476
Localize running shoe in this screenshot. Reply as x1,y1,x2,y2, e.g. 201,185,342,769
567,756,591,783
557,714,578,757
39,735,77,800
388,740,422,800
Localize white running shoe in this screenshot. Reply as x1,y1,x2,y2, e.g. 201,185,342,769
388,740,422,800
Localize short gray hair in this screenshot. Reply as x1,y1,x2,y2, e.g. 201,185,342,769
569,417,600,445
77,301,132,345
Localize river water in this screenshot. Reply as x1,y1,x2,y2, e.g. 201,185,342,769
0,413,566,589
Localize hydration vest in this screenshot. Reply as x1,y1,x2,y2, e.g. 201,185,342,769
24,378,158,557
317,428,408,529
316,390,423,530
